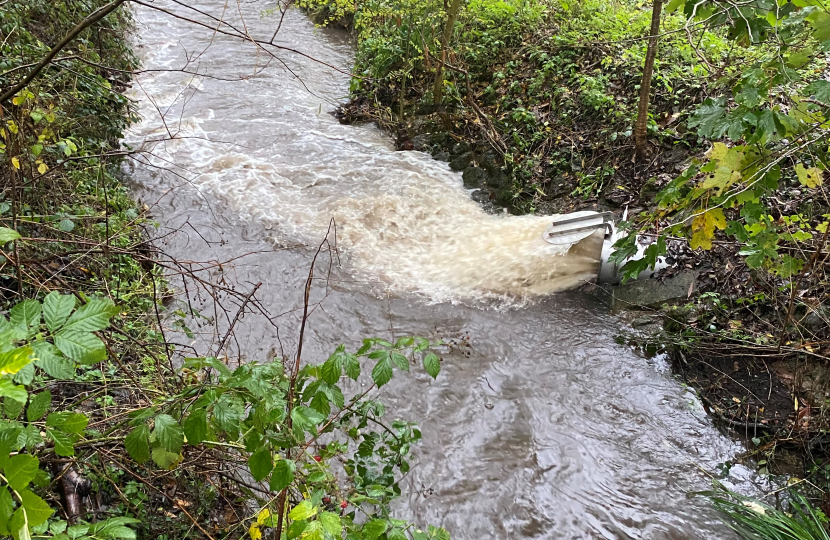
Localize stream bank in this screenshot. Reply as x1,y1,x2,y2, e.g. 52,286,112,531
308,0,830,509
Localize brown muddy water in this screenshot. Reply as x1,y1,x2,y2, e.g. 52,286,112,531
125,1,763,538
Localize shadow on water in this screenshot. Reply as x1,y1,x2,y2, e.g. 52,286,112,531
125,1,761,537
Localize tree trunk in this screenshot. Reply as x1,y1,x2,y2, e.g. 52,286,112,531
634,0,663,158
432,0,463,106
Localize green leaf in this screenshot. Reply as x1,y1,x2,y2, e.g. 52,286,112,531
152,414,184,453
31,342,75,380
10,301,41,336
46,412,88,434
795,163,823,188
774,255,804,278
371,357,393,387
288,500,317,521
320,357,341,385
151,446,181,470
0,346,35,375
812,11,830,41
388,528,408,540
183,409,207,445
423,353,441,379
0,379,28,404
55,330,106,364
390,352,409,371
269,458,295,491
46,428,74,457
0,227,21,245
124,425,150,464
343,354,360,380
10,507,28,540
43,292,76,332
19,489,53,527
4,396,24,419
66,524,89,539
291,406,325,434
26,390,51,422
363,519,389,540
689,98,727,138
319,512,341,536
4,453,38,491
248,448,273,482
61,298,118,333
0,486,13,535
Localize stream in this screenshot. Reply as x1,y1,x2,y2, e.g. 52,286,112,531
125,1,760,538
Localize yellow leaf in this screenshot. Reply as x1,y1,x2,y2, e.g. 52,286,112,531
795,163,823,188
248,523,262,540
11,156,20,170
690,230,712,250
7,121,18,135
817,221,829,234
256,508,271,525
690,209,726,250
709,142,728,161
38,163,47,174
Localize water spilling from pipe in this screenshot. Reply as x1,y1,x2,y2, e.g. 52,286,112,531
125,2,761,537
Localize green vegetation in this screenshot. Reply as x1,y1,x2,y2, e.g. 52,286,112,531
3,0,830,537
0,2,451,539
708,487,830,540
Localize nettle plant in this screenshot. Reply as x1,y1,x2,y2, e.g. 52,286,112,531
613,0,830,281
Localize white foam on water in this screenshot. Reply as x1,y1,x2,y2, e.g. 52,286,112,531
125,1,601,303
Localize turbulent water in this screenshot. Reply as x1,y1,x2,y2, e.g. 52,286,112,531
126,2,761,538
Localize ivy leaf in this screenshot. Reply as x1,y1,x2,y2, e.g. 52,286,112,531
269,458,295,491
0,227,21,245
43,292,76,332
152,414,184,453
61,298,118,333
55,330,106,365
423,353,441,379
288,500,317,521
795,163,823,188
26,390,51,422
248,448,273,482
182,409,207,445
124,425,151,464
4,454,38,491
46,428,75,457
46,412,88,434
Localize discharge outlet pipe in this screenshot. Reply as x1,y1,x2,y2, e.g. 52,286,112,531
543,210,668,284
